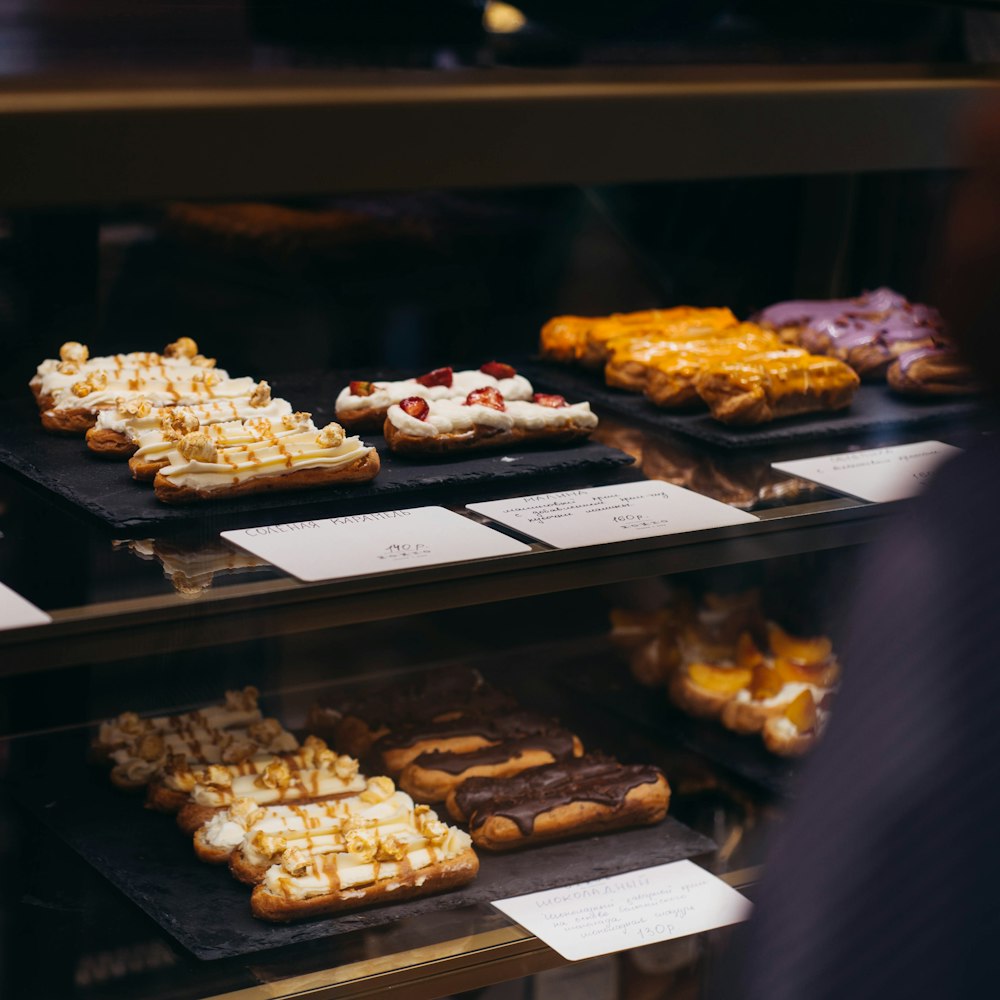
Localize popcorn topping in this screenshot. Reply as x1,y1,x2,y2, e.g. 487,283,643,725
160,408,200,435
281,411,312,431
360,776,395,804
177,431,218,463
333,755,360,781
164,337,199,359
116,395,153,418
281,846,313,877
204,765,234,788
346,828,379,862
249,381,272,407
259,760,292,790
135,732,165,762
316,423,345,449
60,341,89,364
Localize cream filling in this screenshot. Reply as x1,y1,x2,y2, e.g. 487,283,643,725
388,398,595,438
263,828,472,898
158,433,372,489
336,371,533,413
95,397,292,437
133,415,316,461
49,375,257,412
192,769,367,807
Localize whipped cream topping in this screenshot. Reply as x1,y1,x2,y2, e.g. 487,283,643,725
387,397,597,438
34,347,220,386
336,370,533,413
158,426,372,490
133,413,316,463
94,396,293,438
262,820,471,898
49,374,258,412
191,762,366,807
38,361,230,401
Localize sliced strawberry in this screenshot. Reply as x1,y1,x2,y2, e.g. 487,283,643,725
466,386,506,411
349,380,377,397
532,392,567,408
480,361,516,380
415,366,453,388
399,396,430,420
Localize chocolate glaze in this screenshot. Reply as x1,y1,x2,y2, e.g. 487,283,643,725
457,755,666,836
411,731,578,775
378,710,560,752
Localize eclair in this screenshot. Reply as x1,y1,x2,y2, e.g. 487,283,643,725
146,734,335,813
41,371,259,435
176,755,367,834
383,389,597,456
398,730,585,804
31,337,222,409
85,385,294,460
227,786,419,885
887,345,979,396
452,755,670,851
193,778,406,865
694,351,860,425
250,809,478,921
129,411,316,481
335,362,534,430
311,668,516,759
109,718,299,792
152,422,379,503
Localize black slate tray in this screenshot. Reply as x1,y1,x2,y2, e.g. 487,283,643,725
0,372,633,534
522,362,982,450
559,656,798,797
5,729,714,961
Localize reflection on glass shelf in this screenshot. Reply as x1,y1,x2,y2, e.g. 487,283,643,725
113,537,272,599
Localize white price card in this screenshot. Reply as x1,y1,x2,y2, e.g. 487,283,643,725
0,581,51,632
221,505,530,583
493,860,752,962
772,440,962,504
467,480,757,548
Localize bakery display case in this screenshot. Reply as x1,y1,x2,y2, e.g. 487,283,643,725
1,3,998,998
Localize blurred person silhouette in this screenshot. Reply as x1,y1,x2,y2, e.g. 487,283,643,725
717,102,1000,1000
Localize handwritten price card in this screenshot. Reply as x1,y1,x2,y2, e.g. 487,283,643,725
772,440,962,504
493,860,752,961
222,506,530,583
467,480,757,549
0,580,51,632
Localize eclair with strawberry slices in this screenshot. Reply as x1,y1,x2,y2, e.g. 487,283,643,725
383,387,598,455
335,362,534,430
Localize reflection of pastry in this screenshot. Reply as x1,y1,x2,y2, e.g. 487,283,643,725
398,730,584,804
116,537,270,599
452,755,670,851
152,423,379,503
695,352,860,425
335,363,534,430
887,345,979,396
382,390,597,455
375,710,573,776
313,668,515,759
762,689,834,756
92,687,263,761
86,388,293,459
250,815,478,921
